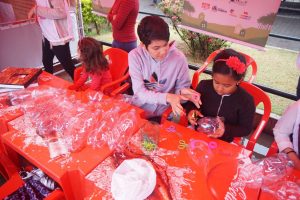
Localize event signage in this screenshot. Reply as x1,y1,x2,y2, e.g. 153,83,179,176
180,0,281,49
92,0,115,17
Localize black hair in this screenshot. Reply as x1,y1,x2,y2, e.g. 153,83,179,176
137,16,170,48
212,48,247,81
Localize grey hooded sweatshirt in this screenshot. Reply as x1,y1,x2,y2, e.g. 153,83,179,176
129,42,191,117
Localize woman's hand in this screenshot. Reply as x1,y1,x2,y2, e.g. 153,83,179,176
166,93,188,116
187,110,203,125
180,88,201,108
208,117,225,138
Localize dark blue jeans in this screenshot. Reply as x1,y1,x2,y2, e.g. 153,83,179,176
112,40,137,53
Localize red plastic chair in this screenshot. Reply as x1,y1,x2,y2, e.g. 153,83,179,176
266,141,279,156
162,49,258,125
191,49,257,89
0,152,24,199
74,48,130,96
0,151,65,199
162,81,271,153
235,81,272,153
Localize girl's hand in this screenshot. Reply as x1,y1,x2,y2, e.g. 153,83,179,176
180,88,201,108
187,110,203,125
208,117,225,138
166,93,188,116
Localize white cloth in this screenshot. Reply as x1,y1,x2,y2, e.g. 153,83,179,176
111,158,156,200
273,100,300,155
36,0,73,45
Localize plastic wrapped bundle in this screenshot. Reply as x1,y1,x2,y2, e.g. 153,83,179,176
230,153,299,199
103,109,137,152
196,117,219,135
87,106,121,149
140,121,160,153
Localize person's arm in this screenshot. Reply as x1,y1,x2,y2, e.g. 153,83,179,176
184,82,202,115
222,95,255,139
110,0,136,30
107,3,114,22
274,101,298,151
36,0,67,19
69,68,88,90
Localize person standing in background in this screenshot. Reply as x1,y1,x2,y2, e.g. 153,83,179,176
107,0,139,53
28,0,75,79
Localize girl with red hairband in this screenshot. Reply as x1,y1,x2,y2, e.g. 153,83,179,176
185,49,255,143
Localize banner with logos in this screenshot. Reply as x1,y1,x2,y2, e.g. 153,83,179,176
180,0,281,49
92,0,115,17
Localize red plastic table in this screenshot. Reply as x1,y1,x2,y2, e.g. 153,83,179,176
1,72,146,199
81,120,260,200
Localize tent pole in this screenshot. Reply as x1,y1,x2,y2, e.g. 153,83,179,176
76,0,84,38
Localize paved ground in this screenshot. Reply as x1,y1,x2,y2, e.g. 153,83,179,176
139,0,300,52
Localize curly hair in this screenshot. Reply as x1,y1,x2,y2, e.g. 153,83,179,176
137,16,170,48
78,37,109,73
212,48,247,81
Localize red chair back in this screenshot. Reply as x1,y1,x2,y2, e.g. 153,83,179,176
73,48,129,93
104,48,129,86
192,49,257,89
239,81,272,152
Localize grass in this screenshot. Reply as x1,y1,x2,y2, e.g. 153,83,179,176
88,24,299,116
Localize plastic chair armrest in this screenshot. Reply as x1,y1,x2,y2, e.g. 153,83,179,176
74,66,83,82
110,83,130,97
267,141,278,156
246,120,267,152
232,137,242,146
100,74,129,92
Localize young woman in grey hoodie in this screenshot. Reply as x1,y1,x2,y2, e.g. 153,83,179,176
129,16,201,121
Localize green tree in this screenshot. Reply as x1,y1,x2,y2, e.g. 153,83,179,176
159,0,229,60
183,1,195,16
81,0,110,35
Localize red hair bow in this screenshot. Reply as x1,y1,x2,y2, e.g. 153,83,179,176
216,56,246,74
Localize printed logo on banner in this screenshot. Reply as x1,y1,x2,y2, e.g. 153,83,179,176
179,0,281,49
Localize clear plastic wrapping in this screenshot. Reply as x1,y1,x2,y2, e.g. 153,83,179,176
196,117,219,135
187,139,214,175
228,153,300,199
90,109,137,152
4,86,144,159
